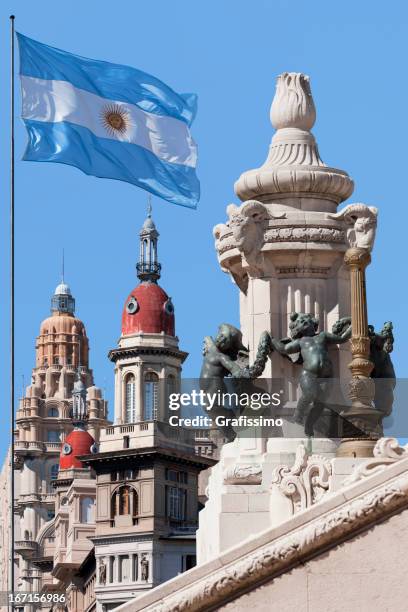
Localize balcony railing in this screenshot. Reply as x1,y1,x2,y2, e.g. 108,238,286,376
15,441,44,455
15,540,38,559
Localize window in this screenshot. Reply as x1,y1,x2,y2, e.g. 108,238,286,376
144,373,159,421
166,486,186,521
80,497,95,523
112,469,136,482
132,554,138,581
111,486,139,523
165,469,188,484
125,374,136,423
50,464,59,479
47,431,60,442
182,554,196,572
53,356,59,365
48,407,58,417
119,555,130,582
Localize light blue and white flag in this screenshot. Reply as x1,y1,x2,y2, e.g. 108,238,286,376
17,33,199,208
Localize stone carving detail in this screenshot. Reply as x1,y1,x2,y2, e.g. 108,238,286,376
329,203,378,251
214,200,285,270
344,438,408,485
98,559,106,585
144,469,408,612
266,226,344,244
271,445,331,512
234,72,354,203
215,225,345,257
374,437,407,460
224,463,262,485
270,72,316,131
141,554,149,581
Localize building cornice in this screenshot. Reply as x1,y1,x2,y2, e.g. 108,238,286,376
115,452,408,612
79,446,215,470
108,346,188,364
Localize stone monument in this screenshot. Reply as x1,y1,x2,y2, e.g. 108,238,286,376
197,72,383,562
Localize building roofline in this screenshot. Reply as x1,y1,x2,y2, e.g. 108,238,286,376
79,445,216,469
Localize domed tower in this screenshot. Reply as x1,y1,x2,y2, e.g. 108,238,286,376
13,279,109,597
109,208,187,425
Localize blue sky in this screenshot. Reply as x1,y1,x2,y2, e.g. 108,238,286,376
1,0,407,461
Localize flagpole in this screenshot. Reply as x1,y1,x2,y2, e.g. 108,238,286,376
9,14,15,604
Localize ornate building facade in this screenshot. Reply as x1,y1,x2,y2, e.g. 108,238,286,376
0,280,108,608
0,215,215,612
81,211,214,611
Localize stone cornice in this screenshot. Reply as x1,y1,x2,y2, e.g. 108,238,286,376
79,446,215,470
115,453,408,612
108,346,188,364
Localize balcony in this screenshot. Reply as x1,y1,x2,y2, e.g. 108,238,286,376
15,441,44,456
100,420,196,453
15,540,38,559
44,442,61,453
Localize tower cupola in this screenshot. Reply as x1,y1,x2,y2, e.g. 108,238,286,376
136,202,161,282
51,281,75,315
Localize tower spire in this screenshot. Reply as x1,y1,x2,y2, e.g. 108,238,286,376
136,199,161,282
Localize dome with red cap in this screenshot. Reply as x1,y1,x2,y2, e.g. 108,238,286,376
121,282,175,336
59,427,97,469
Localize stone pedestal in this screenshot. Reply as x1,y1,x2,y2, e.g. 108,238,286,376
197,435,338,563
198,72,382,563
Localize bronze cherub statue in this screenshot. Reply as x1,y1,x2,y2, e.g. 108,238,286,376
199,323,271,441
270,313,352,436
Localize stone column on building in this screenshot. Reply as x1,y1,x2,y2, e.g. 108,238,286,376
329,204,382,456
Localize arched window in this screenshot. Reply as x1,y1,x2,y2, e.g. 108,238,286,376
48,407,58,417
143,239,148,263
80,497,95,523
50,464,59,479
125,374,136,423
47,430,60,442
144,372,159,421
111,486,139,524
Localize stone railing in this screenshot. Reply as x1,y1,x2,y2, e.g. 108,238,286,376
15,441,44,455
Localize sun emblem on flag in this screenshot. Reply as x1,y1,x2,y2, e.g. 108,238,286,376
101,104,130,136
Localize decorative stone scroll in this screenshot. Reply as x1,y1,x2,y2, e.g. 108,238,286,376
344,437,408,485
223,463,262,485
271,444,332,512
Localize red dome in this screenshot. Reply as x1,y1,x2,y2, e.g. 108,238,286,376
59,428,96,469
121,282,175,336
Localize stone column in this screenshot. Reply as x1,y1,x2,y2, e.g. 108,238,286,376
330,205,382,457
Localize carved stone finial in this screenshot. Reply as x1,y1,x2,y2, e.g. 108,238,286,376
270,72,316,131
329,203,378,251
234,72,354,204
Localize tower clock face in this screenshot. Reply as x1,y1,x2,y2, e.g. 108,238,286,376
164,299,174,315
62,442,72,455
126,297,139,314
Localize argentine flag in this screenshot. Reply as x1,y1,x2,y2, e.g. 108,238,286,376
17,34,199,208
